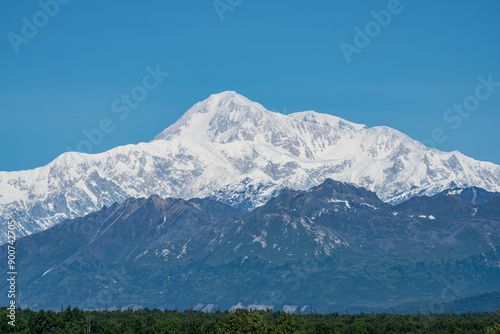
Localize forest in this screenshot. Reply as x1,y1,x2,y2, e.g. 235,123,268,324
1,307,499,333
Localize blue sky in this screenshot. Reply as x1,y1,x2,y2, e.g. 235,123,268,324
1,0,499,171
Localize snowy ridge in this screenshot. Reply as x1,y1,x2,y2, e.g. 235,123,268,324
1,91,500,243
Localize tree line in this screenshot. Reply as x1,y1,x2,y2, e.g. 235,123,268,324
1,306,499,333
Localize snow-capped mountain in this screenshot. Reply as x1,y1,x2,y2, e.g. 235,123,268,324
1,91,500,243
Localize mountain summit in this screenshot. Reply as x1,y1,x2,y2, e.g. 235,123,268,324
155,91,365,150
154,91,271,142
1,91,500,242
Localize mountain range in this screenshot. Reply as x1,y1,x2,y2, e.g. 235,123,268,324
1,91,500,244
2,179,499,312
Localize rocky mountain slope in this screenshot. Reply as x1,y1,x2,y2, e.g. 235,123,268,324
1,91,500,243
3,180,499,312
433,186,500,205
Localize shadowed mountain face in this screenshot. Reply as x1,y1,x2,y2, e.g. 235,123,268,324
393,194,476,220
433,186,500,205
2,91,500,244
477,195,500,218
2,179,499,313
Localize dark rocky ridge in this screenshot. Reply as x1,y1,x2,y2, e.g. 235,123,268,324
2,179,499,313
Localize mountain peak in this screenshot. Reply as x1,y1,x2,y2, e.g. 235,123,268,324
153,91,270,142
153,92,367,147
205,90,249,104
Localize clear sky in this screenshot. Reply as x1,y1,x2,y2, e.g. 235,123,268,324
1,0,499,171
